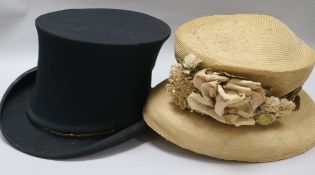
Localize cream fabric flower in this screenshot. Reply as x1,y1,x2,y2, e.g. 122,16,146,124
167,54,297,126
187,69,265,126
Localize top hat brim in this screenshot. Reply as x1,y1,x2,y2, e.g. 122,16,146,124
0,68,148,159
143,80,315,162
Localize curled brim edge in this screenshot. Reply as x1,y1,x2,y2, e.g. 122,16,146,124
0,67,149,159
143,80,315,162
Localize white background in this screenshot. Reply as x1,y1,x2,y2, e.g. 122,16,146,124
1,0,315,174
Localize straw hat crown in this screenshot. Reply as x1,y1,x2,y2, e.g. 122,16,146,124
174,14,315,96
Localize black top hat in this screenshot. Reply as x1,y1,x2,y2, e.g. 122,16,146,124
0,9,170,159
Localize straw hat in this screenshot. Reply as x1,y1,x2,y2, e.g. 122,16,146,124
143,14,315,162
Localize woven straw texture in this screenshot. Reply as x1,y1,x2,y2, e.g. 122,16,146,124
174,14,315,96
143,14,315,162
143,81,315,162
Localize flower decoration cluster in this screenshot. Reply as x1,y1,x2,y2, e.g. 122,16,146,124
166,54,296,126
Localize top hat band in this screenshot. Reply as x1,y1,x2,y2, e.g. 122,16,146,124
26,102,117,138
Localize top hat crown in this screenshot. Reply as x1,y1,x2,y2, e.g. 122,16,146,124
29,9,171,134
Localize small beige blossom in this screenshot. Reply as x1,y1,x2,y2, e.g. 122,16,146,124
258,96,296,119
166,64,195,110
182,54,201,69
255,113,277,125
166,54,202,110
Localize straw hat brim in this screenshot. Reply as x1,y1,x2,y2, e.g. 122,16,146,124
143,80,315,162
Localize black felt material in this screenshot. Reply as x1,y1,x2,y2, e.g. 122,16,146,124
0,68,149,159
29,8,170,133
0,8,170,159
35,9,171,45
